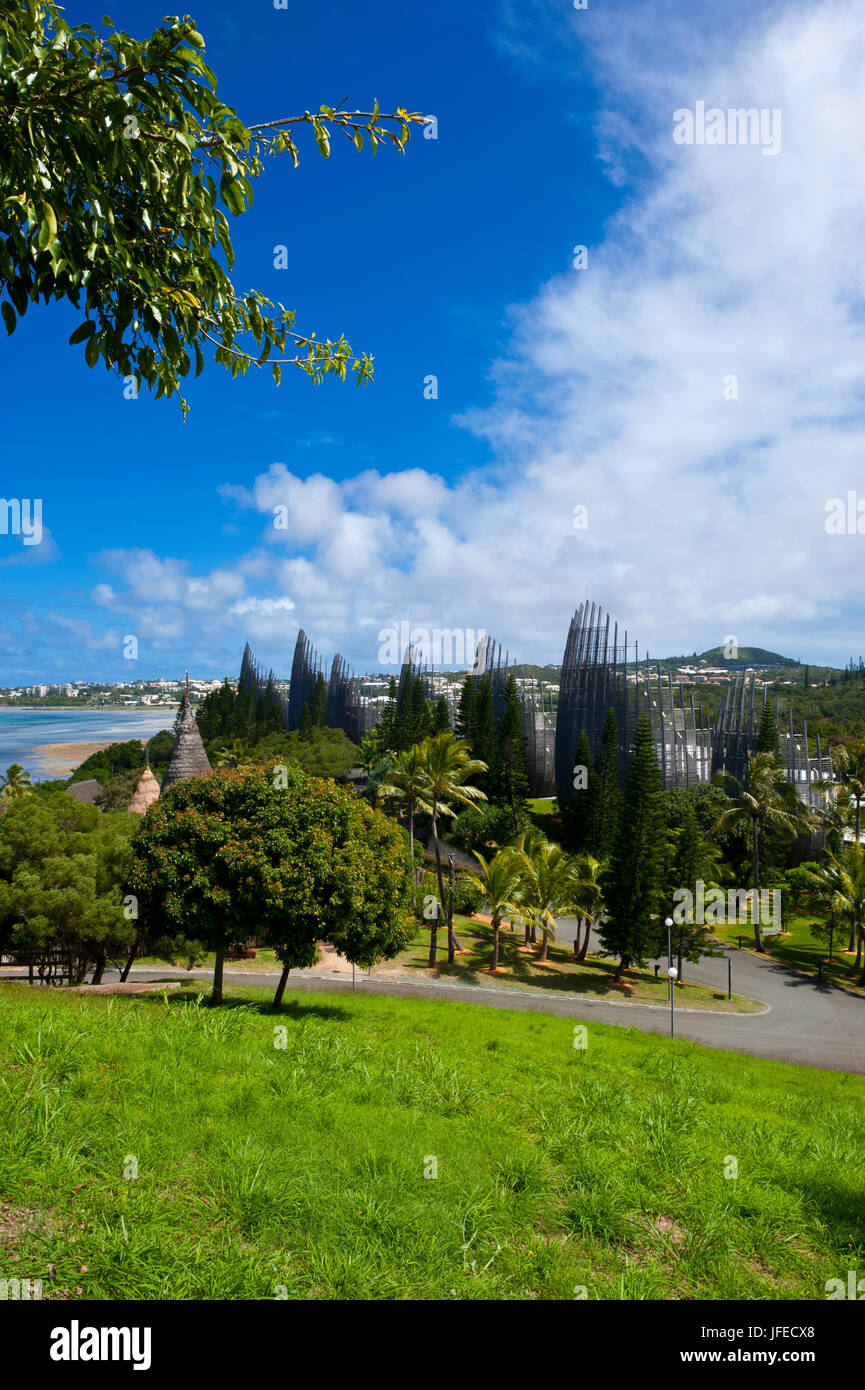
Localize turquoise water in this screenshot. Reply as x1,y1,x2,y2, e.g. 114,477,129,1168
0,708,178,780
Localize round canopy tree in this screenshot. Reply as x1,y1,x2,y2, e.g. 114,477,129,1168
130,763,413,1004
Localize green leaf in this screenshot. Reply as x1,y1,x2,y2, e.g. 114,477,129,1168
272,363,281,387
69,320,95,345
84,332,100,368
220,173,245,216
312,120,330,158
354,127,363,152
1,302,15,336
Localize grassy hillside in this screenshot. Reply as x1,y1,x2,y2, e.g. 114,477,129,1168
1,982,861,1300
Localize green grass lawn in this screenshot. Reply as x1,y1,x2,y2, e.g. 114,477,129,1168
713,913,865,997
1,980,861,1300
394,916,762,1011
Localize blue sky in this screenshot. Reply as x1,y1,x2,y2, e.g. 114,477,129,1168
2,0,864,682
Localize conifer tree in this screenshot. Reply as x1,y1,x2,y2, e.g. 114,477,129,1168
495,673,529,830
432,694,451,734
755,699,780,755
410,675,431,746
299,702,313,742
455,675,477,745
599,714,666,980
587,708,620,855
311,673,328,728
560,729,593,852
379,677,399,753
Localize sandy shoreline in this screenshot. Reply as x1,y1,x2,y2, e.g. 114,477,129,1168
29,739,146,777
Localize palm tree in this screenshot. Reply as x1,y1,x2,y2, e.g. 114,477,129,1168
377,745,429,906
826,742,865,844
504,828,550,944
508,834,580,963
0,763,32,803
807,845,865,981
713,752,805,951
215,738,254,771
465,849,523,972
570,855,604,962
415,733,487,965
818,742,865,951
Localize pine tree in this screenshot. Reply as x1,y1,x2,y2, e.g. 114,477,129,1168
299,701,313,742
379,676,399,753
755,699,779,755
587,708,620,855
473,677,496,760
311,673,328,728
599,714,666,980
495,673,529,830
455,675,477,745
560,729,593,852
432,694,451,734
410,674,431,746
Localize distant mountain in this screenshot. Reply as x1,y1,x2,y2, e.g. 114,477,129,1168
696,646,800,669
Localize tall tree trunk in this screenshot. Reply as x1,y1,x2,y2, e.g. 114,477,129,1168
272,964,290,1008
490,915,500,971
409,804,416,908
538,929,549,962
524,916,531,946
614,952,630,982
430,808,446,967
119,939,139,983
447,854,463,961
577,920,591,962
91,952,106,985
211,943,226,1005
752,820,765,952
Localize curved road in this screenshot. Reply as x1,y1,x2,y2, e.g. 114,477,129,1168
86,925,864,1075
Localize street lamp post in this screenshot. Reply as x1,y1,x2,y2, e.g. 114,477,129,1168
664,916,676,1038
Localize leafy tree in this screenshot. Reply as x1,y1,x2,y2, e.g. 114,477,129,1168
0,788,136,981
130,765,412,1006
713,752,805,952
0,763,33,803
599,715,666,980
448,803,526,857
570,855,604,962
376,745,429,906
807,845,865,982
465,850,522,972
298,702,313,742
415,733,487,965
663,798,725,980
0,4,424,413
508,834,580,962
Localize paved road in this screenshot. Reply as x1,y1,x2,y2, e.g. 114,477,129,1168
43,924,861,1075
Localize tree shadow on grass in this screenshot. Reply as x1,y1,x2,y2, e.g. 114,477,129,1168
135,986,351,1023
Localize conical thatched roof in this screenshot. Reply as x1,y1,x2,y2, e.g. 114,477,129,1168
128,765,160,814
161,678,212,791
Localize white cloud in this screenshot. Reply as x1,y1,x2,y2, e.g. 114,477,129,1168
74,0,865,673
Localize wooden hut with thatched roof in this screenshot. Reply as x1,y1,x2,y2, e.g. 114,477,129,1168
128,765,160,815
161,673,212,791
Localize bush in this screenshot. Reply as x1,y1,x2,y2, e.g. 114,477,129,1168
449,804,524,856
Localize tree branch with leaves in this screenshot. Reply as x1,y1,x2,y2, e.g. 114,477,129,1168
0,4,425,413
